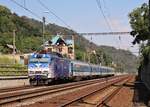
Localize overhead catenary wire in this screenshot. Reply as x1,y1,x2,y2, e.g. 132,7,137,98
23,0,26,8
37,0,72,29
95,0,125,61
101,0,111,22
96,0,124,50
10,0,72,30
10,0,42,20
96,0,112,32
102,0,107,13
10,0,47,50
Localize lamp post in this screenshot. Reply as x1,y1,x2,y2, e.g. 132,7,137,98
42,11,49,46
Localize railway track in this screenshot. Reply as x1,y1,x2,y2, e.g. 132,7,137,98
59,76,131,107
0,85,34,93
96,77,132,107
0,75,127,107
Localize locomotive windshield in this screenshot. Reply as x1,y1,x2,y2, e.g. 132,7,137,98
29,58,49,63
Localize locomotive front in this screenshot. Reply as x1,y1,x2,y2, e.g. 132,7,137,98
28,54,53,85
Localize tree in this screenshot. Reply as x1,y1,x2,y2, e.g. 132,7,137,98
129,3,150,44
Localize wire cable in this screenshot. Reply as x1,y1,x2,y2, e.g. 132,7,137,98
96,0,123,53
23,0,26,8
101,0,111,21
37,0,72,29
10,0,42,20
96,0,112,31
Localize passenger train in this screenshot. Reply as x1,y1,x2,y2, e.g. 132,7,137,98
28,53,114,85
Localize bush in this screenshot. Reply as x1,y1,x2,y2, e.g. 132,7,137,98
142,46,150,65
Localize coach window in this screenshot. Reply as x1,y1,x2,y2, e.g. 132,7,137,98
48,48,52,52
68,47,73,53
59,48,62,52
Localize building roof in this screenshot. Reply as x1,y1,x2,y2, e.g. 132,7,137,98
51,35,66,45
44,35,73,46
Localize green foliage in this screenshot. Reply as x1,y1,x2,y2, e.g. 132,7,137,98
142,46,150,57
0,5,15,33
75,50,84,60
103,52,112,66
75,46,113,66
129,3,150,44
129,3,150,74
0,5,72,53
75,43,87,61
141,46,150,65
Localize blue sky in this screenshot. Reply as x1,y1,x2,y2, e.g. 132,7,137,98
0,0,148,55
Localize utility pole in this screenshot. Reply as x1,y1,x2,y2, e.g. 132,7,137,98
42,17,45,45
13,30,16,64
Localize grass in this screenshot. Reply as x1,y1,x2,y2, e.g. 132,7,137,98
0,66,27,76
0,54,28,76
0,55,14,64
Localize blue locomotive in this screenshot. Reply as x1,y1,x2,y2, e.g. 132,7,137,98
28,53,114,85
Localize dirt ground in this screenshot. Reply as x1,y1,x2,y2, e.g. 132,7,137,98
107,76,150,107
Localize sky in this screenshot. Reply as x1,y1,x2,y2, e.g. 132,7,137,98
0,0,148,55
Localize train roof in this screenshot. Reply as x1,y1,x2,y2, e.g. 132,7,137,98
70,60,90,66
70,60,114,69
30,52,63,58
30,53,50,58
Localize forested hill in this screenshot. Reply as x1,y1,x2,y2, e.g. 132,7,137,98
99,46,138,73
0,5,138,73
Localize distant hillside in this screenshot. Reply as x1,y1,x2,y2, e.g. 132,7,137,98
0,5,138,73
99,46,138,73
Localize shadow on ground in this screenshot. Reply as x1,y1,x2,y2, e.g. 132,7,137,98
132,76,150,107
119,76,150,107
